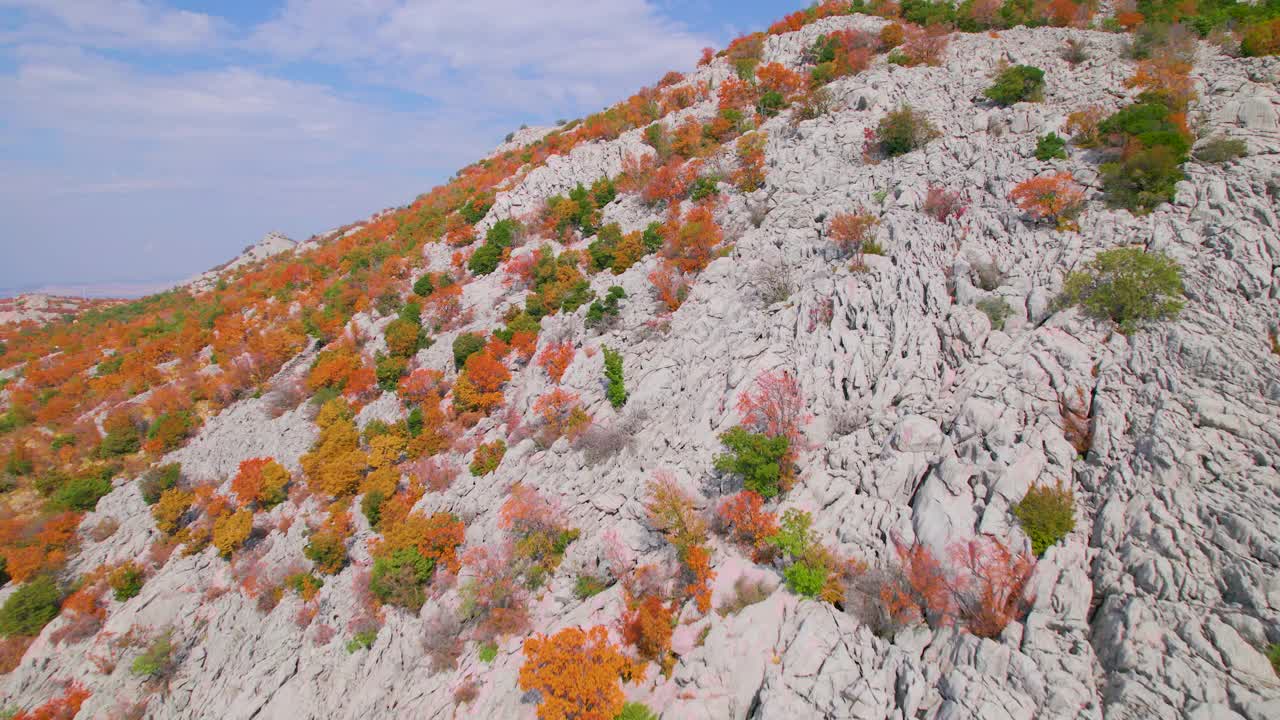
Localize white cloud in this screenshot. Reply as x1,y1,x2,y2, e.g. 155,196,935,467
0,0,222,50
250,0,713,112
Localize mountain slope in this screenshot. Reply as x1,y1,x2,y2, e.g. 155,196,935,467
1,7,1279,720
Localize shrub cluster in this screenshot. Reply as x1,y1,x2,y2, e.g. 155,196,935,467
984,65,1045,106
1097,102,1190,213
1012,481,1076,556
602,347,628,409
1059,247,1185,333
875,106,940,158
714,427,790,499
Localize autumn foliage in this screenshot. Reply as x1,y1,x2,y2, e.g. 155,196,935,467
716,490,779,561
231,457,289,509
9,682,90,720
519,625,638,720
1009,172,1086,228
828,212,879,258
880,536,1036,638
536,342,574,383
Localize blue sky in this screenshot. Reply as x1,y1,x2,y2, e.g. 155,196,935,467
0,0,798,295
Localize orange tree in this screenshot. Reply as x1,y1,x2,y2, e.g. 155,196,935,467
519,625,639,720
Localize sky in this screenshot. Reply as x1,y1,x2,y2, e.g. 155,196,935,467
0,0,799,296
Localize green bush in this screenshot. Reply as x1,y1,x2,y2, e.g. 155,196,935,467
784,561,827,598
460,197,492,224
284,571,324,599
1034,133,1067,161
574,574,608,599
49,475,112,512
361,489,386,529
1012,481,1076,556
1194,136,1248,164
714,427,790,499
412,273,435,297
585,287,626,330
467,243,504,276
976,297,1014,331
768,508,814,559
1098,103,1190,160
1060,247,1185,333
374,354,408,392
346,629,377,653
370,548,435,611
876,106,940,157
478,643,498,663
99,422,140,457
470,440,506,477
452,333,486,369
616,702,659,720
34,470,68,498
603,347,627,409
109,563,146,601
984,65,1045,106
304,531,348,575
131,630,175,678
1269,643,1280,676
757,90,786,117
1100,145,1186,214
690,176,722,202
0,576,61,637
139,463,180,505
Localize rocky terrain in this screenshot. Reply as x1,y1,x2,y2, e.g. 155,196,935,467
181,232,299,294
0,296,124,327
0,8,1279,720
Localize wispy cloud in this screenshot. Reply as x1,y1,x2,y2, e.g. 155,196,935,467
0,0,719,290
0,0,224,50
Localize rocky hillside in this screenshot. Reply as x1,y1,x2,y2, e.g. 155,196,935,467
0,5,1278,720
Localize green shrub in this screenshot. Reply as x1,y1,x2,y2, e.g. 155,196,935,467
876,106,939,157
304,531,348,575
468,243,504,276
1194,136,1248,164
689,176,722,202
1034,133,1067,161
1269,643,1280,676
139,463,180,505
574,574,608,599
0,556,7,587
768,509,814,559
714,427,790,499
34,470,68,498
1098,103,1190,160
49,475,112,512
1012,481,1076,556
984,65,1045,106
131,630,175,678
784,560,827,598
1100,145,1185,214
0,576,60,637
284,571,324,600
109,563,146,601
478,643,498,663
374,354,408,392
99,422,140,457
370,548,435,611
460,197,492,224
361,489,386,529
452,333,486,369
603,347,627,409
976,297,1014,331
585,286,626,330
1060,247,1184,333
616,702,659,720
757,90,786,117
470,440,506,476
346,629,377,653
412,273,435,297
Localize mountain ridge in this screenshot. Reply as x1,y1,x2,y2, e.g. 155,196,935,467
0,5,1278,720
